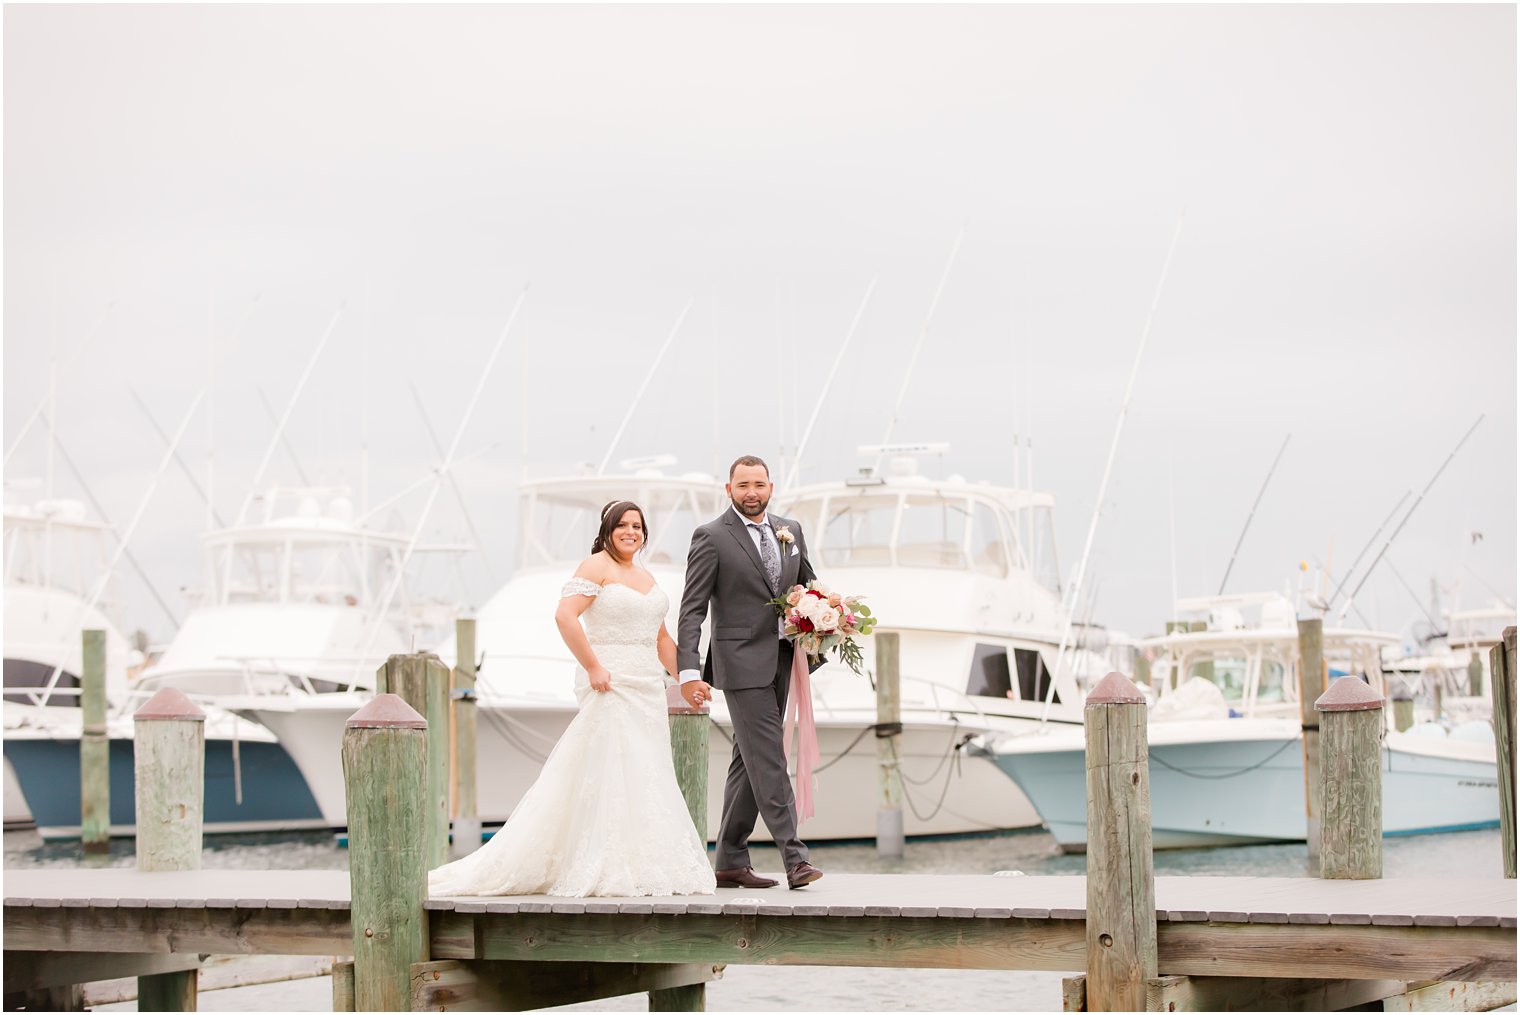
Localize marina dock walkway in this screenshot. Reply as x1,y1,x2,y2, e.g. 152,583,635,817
6,868,1514,985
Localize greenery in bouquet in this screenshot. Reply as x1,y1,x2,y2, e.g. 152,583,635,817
768,580,878,675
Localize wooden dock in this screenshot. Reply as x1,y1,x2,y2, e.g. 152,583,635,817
5,869,1514,1003
7,646,1516,1012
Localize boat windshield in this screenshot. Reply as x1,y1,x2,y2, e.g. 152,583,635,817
793,490,1020,577
519,480,720,568
206,536,386,607
1186,656,1287,704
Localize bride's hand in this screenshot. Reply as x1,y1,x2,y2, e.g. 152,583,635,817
589,665,613,693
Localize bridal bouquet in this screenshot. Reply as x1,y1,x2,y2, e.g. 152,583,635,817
770,581,878,675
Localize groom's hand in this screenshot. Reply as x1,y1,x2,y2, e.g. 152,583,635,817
680,680,713,708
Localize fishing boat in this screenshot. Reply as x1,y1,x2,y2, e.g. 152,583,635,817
239,448,1128,841
971,592,1500,851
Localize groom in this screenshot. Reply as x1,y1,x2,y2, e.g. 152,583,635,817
677,455,823,890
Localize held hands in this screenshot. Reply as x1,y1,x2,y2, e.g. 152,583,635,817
589,665,613,693
680,680,713,708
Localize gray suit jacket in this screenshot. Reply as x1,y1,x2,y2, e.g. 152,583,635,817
677,509,817,690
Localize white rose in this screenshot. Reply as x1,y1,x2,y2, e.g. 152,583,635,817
811,604,840,633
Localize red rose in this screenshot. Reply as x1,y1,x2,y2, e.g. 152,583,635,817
807,589,825,599
797,617,815,632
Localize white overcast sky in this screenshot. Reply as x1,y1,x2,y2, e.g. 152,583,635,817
4,4,1515,645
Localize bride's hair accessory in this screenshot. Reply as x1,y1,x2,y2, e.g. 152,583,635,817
592,499,649,565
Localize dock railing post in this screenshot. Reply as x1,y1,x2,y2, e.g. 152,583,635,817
134,687,205,1011
1083,671,1156,1012
1491,626,1516,879
1315,676,1383,880
1297,616,1326,873
1389,683,1415,733
653,685,711,1013
377,652,451,869
665,684,710,843
344,693,430,1012
875,631,904,859
451,617,480,860
80,629,110,856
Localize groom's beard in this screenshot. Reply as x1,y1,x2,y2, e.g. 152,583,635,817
732,496,768,519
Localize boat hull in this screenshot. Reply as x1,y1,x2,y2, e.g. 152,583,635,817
3,735,326,840
246,698,1038,841
985,721,1500,852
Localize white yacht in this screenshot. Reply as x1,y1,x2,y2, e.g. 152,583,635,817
1382,602,1515,724
241,450,1132,840
123,485,459,838
3,496,134,828
973,592,1499,851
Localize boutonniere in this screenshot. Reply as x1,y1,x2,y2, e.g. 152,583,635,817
775,525,795,546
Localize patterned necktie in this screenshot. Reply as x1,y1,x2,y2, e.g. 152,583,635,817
753,523,781,595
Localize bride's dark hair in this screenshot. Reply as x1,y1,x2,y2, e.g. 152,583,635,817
592,500,649,565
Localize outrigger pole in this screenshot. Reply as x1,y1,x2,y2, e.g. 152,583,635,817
348,287,528,685
1041,214,1185,723
872,227,965,475
1217,432,1292,595
784,277,878,490
596,299,694,476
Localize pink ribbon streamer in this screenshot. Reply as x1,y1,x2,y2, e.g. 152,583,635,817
783,647,820,823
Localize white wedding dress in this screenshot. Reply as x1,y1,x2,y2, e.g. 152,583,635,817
428,579,716,898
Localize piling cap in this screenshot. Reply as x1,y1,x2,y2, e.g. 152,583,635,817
1314,675,1385,712
666,683,710,716
133,687,206,722
1085,671,1147,705
346,693,427,729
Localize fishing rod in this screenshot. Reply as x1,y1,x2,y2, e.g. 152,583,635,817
1042,214,1186,722
235,306,345,525
784,277,878,490
596,299,693,476
409,379,499,586
4,301,116,467
38,411,182,630
348,287,527,686
1217,433,1291,595
33,391,204,706
1342,414,1485,606
1327,490,1411,618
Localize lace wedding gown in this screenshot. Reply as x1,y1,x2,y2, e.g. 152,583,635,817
428,579,716,898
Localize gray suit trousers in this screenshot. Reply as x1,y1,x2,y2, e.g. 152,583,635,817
715,640,810,870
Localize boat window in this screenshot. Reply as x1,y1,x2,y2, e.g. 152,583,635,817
1257,660,1286,703
1191,657,1246,703
3,659,79,707
966,643,1012,698
971,501,1011,578
820,496,897,567
287,545,364,605
1029,506,1061,594
897,496,970,569
1015,648,1059,704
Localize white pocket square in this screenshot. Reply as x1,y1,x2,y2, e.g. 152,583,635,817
789,546,799,557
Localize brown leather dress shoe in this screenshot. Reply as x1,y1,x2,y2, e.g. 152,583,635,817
787,861,823,889
714,866,779,889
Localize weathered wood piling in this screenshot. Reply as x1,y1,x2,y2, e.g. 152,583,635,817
1492,626,1517,879
377,652,451,869
343,693,430,1012
875,631,905,859
133,687,206,1010
450,617,480,860
658,685,713,1013
1296,616,1326,872
1081,671,1156,1012
80,629,110,856
1315,676,1383,880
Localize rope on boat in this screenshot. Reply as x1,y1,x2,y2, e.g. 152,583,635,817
1146,738,1298,780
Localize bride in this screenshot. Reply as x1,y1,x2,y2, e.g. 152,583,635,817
429,500,717,898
